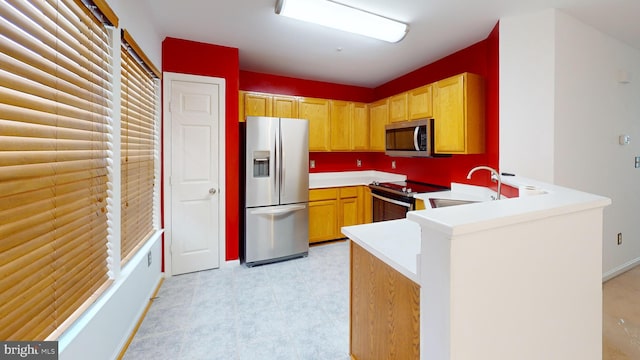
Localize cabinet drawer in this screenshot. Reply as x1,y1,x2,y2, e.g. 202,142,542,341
309,188,338,201
339,186,358,198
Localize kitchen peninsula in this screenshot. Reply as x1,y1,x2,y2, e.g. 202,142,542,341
342,176,611,360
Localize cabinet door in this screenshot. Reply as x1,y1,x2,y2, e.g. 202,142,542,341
273,95,298,118
362,186,372,224
299,97,331,151
239,91,245,122
369,98,389,151
433,73,485,154
339,186,362,229
309,199,338,243
340,197,359,229
389,92,408,123
408,84,433,120
243,92,272,121
434,75,465,153
352,103,369,151
330,100,352,151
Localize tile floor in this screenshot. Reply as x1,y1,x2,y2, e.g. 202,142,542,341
123,240,351,360
125,238,639,359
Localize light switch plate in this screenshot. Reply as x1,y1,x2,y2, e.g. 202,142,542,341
635,156,640,168
619,135,631,145
310,160,315,169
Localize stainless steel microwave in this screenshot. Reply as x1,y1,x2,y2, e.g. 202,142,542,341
385,119,433,157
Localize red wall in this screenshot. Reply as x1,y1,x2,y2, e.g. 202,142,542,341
163,22,500,262
240,70,374,103
162,37,240,261
241,23,500,190
368,23,500,188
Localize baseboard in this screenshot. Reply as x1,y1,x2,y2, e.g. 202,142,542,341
603,257,640,282
116,278,164,360
223,259,240,268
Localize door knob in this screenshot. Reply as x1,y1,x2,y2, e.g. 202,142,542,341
209,188,217,195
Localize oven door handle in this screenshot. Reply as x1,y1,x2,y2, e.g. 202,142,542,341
371,193,412,208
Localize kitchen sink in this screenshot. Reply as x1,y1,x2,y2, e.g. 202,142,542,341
429,198,481,208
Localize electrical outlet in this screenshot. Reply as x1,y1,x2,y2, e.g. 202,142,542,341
147,251,152,266
310,160,315,169
617,233,623,245
391,160,396,169
356,159,362,167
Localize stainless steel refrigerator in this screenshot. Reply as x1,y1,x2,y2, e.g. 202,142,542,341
243,116,309,266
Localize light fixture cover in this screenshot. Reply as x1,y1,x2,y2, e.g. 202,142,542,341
275,0,408,43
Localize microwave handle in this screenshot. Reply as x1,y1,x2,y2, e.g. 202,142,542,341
413,126,420,151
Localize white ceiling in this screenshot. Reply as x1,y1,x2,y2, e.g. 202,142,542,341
145,0,640,88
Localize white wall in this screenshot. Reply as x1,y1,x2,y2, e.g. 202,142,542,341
59,236,163,360
105,0,163,67
500,9,640,277
499,9,557,183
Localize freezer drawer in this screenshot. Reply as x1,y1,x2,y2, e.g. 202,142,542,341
244,203,309,266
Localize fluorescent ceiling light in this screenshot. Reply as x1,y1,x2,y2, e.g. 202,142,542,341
275,0,408,43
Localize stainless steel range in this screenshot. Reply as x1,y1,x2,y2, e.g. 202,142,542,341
369,180,449,222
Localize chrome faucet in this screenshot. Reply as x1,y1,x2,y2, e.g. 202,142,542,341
467,166,502,200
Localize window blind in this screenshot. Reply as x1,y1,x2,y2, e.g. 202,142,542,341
120,32,159,264
0,0,114,340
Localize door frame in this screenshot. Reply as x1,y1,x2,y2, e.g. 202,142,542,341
162,72,226,277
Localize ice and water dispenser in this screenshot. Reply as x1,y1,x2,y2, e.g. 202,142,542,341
252,151,270,178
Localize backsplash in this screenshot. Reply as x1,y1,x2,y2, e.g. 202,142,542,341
309,152,498,189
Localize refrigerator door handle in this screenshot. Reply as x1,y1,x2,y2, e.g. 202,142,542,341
250,204,307,216
274,127,278,194
280,130,285,196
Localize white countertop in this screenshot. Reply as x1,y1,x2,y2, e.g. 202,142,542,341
342,219,421,284
340,176,611,285
408,176,611,236
309,170,405,189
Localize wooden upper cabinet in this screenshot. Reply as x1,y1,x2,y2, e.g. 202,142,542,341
351,102,369,151
239,90,245,122
369,98,389,151
299,97,331,151
433,72,485,154
330,100,352,151
389,92,409,123
408,84,433,120
273,95,298,118
240,72,484,154
243,92,272,121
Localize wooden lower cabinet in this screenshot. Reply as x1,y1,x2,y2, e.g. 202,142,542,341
362,186,372,224
309,188,339,243
309,186,365,243
350,242,420,360
414,198,426,210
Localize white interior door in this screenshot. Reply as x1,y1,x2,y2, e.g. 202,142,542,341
167,76,224,275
